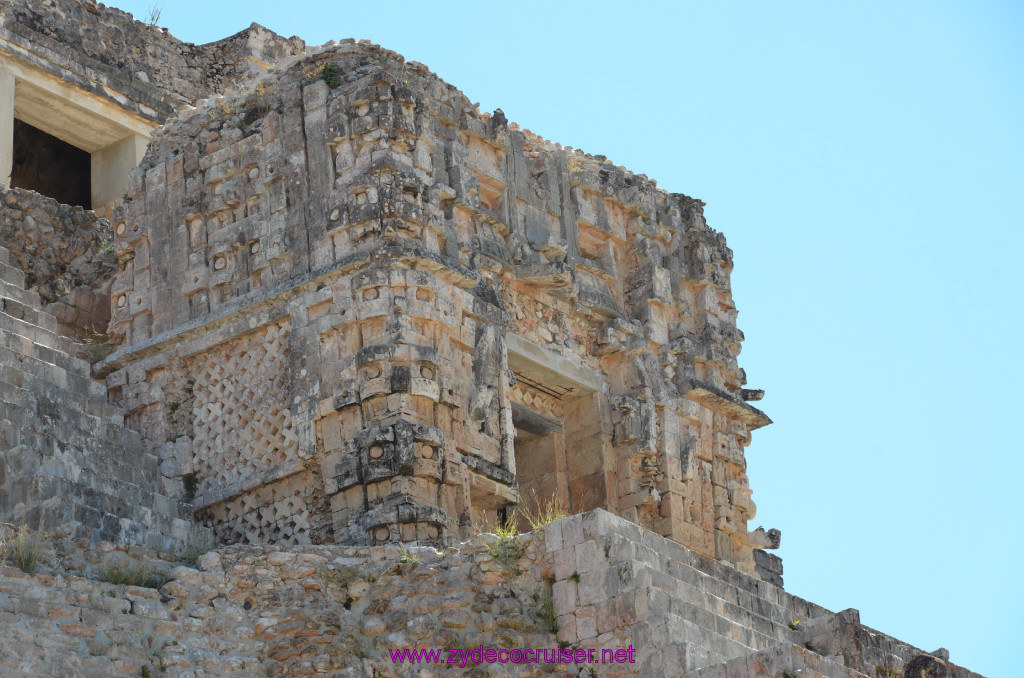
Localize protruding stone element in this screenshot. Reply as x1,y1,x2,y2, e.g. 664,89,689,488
905,655,950,678
749,526,782,549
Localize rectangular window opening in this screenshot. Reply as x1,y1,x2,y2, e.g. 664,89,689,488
11,118,92,209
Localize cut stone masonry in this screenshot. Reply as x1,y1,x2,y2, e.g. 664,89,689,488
98,40,775,580
0,1,982,675
0,187,115,338
0,241,209,550
0,510,980,678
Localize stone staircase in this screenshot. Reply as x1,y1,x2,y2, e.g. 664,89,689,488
621,531,827,669
545,510,865,674
0,246,209,551
543,511,980,678
684,642,864,678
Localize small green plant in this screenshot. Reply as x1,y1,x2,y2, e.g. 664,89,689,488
494,518,519,540
99,239,115,254
534,585,558,634
788,619,801,630
569,571,580,583
182,473,198,503
399,549,420,567
98,561,167,589
487,517,525,575
140,665,152,678
516,491,568,531
167,402,180,413
82,331,120,363
875,664,903,678
488,539,524,573
320,63,341,88
241,83,271,126
0,525,45,575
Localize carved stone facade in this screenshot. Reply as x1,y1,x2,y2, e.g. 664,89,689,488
0,2,979,676
88,39,776,578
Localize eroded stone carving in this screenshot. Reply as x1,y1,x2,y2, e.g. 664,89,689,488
0,3,986,676
80,38,782,577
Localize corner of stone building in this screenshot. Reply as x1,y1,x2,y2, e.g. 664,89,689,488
0,3,988,676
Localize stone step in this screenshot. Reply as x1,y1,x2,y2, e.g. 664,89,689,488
0,261,26,288
0,415,53,453
0,380,38,413
0,293,57,333
0,371,109,433
0,403,153,491
0,353,72,398
666,601,758,664
631,557,804,652
5,446,188,524
0,358,119,422
0,278,34,306
684,641,866,678
0,324,107,396
37,416,153,476
1,429,145,500
0,313,76,360
0,325,79,372
0,343,109,407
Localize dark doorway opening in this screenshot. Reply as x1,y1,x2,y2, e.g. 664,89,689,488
511,401,568,513
10,119,91,209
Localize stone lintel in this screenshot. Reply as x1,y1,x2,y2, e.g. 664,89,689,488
506,333,606,396
0,53,157,141
510,401,562,436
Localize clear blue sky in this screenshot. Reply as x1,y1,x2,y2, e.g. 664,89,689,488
112,2,1022,675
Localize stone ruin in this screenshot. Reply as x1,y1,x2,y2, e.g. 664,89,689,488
0,1,981,676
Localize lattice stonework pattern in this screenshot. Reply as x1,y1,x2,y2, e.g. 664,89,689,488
189,320,298,494
510,381,564,419
199,473,313,545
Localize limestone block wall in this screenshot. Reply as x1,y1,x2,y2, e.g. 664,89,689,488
540,511,981,677
545,510,819,672
0,244,208,550
0,0,305,115
0,528,564,678
0,0,304,216
0,510,981,678
0,187,116,338
100,40,776,576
